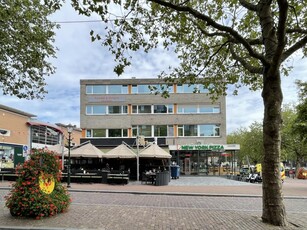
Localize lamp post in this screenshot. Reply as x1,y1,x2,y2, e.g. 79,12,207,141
66,124,74,188
136,132,139,182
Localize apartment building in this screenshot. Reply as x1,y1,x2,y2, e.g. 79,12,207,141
80,78,239,175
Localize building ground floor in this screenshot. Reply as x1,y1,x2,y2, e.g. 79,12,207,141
170,149,238,176
0,143,26,169
75,138,240,179
1,138,240,180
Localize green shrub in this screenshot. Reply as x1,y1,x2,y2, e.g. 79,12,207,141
5,148,71,219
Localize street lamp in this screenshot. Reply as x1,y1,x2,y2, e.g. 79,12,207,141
66,124,74,188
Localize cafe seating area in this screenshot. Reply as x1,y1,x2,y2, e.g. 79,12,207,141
141,169,170,186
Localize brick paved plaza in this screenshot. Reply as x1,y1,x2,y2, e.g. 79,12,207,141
0,177,306,230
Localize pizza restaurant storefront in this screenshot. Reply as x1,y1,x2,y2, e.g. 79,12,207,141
169,144,240,176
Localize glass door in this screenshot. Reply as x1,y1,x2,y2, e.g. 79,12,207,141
184,158,191,175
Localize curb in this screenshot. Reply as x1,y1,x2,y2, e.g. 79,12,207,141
2,186,306,199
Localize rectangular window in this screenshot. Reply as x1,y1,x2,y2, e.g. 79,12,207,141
138,85,152,94
152,84,174,93
154,125,167,136
32,126,59,145
177,84,208,93
199,106,220,113
122,129,128,137
178,125,184,136
86,85,92,94
154,105,167,113
122,85,128,94
86,130,92,137
93,105,106,114
86,105,107,115
108,129,122,137
177,105,197,113
132,85,138,94
184,125,198,136
122,105,128,114
177,84,195,93
132,105,152,114
168,105,173,113
213,107,220,113
108,105,124,114
93,85,106,94
108,85,122,94
139,125,151,136
177,125,197,136
93,129,106,137
86,85,106,94
199,125,220,137
139,105,151,113
132,125,152,137
153,105,173,113
132,105,138,114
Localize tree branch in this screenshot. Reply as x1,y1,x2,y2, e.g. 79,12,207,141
149,0,269,66
239,0,258,11
282,35,307,61
229,44,263,74
286,28,307,34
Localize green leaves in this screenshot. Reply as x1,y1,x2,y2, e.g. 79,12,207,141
0,0,59,99
5,148,71,218
70,0,307,99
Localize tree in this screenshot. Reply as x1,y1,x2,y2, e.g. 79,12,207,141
0,0,62,99
293,80,307,144
229,122,264,165
289,81,307,170
71,0,307,226
280,103,307,170
280,104,298,164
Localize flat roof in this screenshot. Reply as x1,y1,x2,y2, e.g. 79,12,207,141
0,104,36,118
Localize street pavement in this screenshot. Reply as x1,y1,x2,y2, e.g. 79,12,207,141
0,176,306,230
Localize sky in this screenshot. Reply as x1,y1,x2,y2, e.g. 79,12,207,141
1,2,306,134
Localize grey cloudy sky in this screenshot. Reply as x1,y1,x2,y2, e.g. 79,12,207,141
1,2,306,134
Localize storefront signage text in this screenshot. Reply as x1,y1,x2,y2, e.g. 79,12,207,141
180,145,224,151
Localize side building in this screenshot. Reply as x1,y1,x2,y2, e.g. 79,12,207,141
80,78,239,176
0,104,80,169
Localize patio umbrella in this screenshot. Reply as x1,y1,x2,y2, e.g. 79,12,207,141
47,144,68,156
104,144,136,159
139,143,171,159
69,142,104,158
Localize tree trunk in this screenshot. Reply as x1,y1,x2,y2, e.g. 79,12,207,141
261,69,287,226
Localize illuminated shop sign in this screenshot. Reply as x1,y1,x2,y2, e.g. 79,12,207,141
180,145,224,151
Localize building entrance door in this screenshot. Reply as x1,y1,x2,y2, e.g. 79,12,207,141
184,158,191,175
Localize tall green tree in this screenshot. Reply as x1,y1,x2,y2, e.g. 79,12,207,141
281,103,307,171
280,104,297,163
293,80,307,143
71,0,307,226
0,0,62,99
229,122,263,165
291,81,307,169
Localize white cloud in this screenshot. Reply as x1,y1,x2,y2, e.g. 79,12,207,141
1,2,306,135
